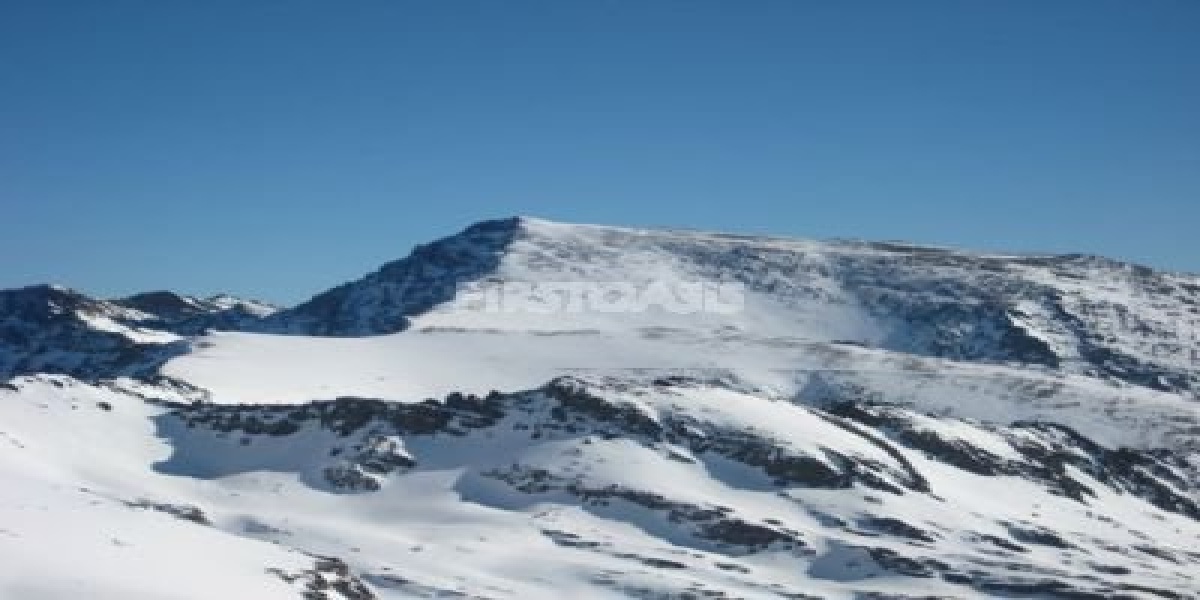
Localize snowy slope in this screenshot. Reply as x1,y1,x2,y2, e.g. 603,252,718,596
2,217,1200,599
2,375,1197,599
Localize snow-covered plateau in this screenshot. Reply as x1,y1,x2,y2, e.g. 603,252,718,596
2,217,1198,599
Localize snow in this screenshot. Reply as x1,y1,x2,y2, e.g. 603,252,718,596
202,294,280,317
164,326,1200,456
3,375,1198,598
76,313,184,344
4,217,1200,598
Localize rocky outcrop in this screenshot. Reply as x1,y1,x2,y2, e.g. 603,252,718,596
261,217,523,336
0,285,187,380
267,556,376,600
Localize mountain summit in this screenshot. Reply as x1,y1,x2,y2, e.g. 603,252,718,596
264,216,526,336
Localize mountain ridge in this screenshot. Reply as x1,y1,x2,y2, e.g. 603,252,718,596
259,217,1200,396
4,217,1199,395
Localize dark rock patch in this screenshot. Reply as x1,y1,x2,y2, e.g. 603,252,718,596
126,500,211,526
857,517,938,543
268,556,376,600
1004,524,1074,549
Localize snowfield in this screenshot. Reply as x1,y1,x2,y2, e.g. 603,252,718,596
2,217,1200,599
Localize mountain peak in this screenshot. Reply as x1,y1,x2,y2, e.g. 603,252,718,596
115,290,279,322
264,218,526,336
117,290,204,317
0,283,108,317
462,215,530,233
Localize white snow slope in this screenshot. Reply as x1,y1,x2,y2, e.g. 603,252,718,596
2,217,1199,600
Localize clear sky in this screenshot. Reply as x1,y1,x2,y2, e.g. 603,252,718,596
2,1,1198,305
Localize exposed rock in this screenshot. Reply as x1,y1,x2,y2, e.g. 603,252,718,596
267,556,376,600
125,500,211,526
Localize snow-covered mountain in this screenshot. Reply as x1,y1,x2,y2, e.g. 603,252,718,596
115,290,278,339
267,217,1200,393
2,217,1198,599
0,285,276,380
0,284,185,380
117,290,278,328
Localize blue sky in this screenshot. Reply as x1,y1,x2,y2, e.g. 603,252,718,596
2,1,1198,304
